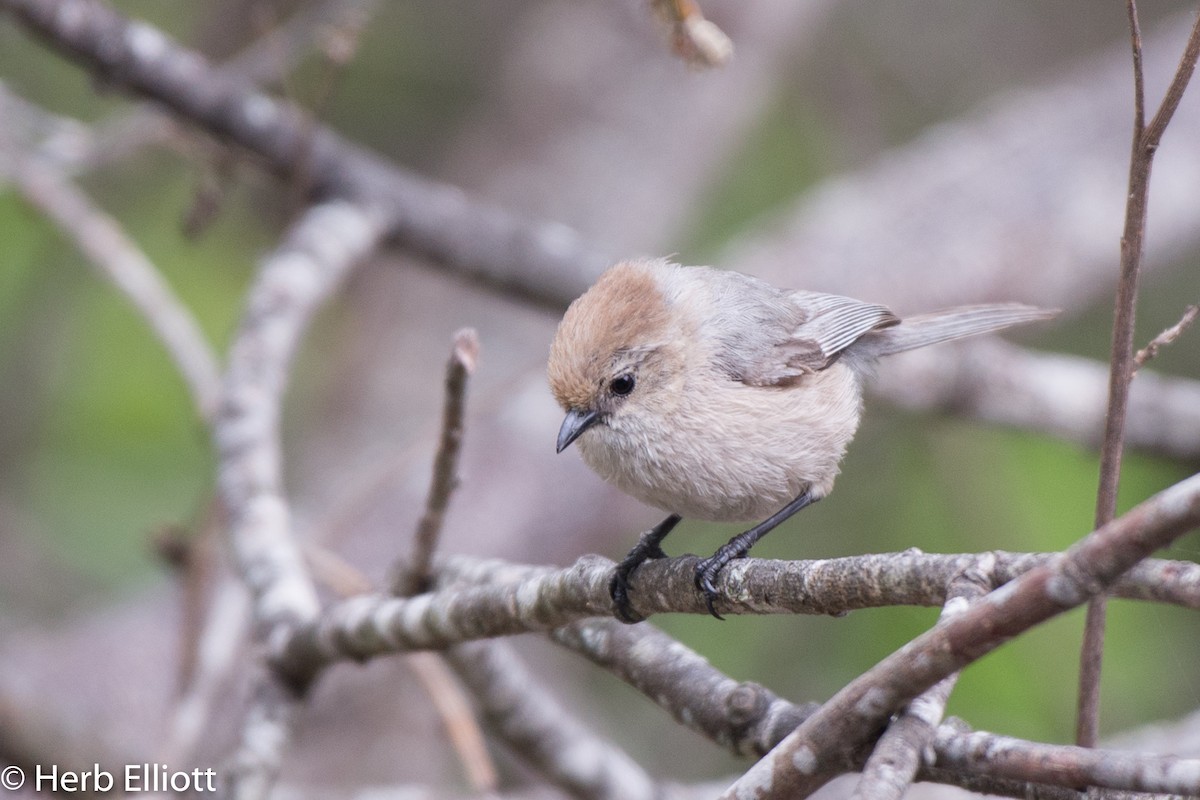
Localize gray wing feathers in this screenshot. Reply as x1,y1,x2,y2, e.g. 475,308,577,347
723,290,899,386
789,291,901,360
695,265,1052,385
858,303,1056,358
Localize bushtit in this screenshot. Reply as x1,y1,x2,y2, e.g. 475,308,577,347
548,257,1054,621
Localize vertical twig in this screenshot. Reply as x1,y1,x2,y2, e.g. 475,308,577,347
392,328,480,596
1077,2,1200,748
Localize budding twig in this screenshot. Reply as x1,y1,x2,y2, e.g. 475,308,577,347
1134,304,1199,369
648,0,733,69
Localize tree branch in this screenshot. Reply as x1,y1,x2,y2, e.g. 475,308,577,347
873,339,1200,462
549,608,1200,798
215,199,386,798
270,543,1200,686
723,472,1200,798
0,0,612,308
933,722,1200,796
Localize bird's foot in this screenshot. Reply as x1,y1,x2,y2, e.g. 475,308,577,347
693,542,750,621
609,520,677,623
610,551,662,624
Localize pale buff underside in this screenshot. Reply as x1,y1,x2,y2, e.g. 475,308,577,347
576,361,863,522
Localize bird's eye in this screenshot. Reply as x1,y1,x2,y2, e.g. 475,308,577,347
609,373,636,396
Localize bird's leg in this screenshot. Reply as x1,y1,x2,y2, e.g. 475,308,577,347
610,513,682,623
695,490,820,619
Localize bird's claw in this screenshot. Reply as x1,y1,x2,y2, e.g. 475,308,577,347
609,568,645,624
609,542,670,624
693,558,726,621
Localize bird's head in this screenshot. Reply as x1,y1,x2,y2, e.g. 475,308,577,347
547,259,682,453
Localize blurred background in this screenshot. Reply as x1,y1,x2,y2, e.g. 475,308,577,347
1,0,1199,793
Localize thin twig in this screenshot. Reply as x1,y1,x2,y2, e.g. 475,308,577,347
161,577,251,766
156,500,254,768
1141,10,1200,150
1127,0,1146,134
393,328,480,597
1134,304,1199,369
1079,2,1200,749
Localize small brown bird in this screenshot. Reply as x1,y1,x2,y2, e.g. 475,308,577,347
548,257,1053,621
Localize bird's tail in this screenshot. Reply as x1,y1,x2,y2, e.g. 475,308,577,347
860,304,1056,358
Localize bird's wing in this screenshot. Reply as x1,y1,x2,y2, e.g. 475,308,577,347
723,290,899,386
790,291,900,361
679,267,898,386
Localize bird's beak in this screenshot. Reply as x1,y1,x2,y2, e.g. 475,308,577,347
556,408,601,453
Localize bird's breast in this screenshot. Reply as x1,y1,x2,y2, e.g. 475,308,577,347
576,365,864,522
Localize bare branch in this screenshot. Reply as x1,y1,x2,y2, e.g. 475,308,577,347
1135,304,1199,369
722,473,1200,798
394,328,480,597
304,544,501,794
0,0,612,307
12,159,221,420
161,577,251,765
221,676,307,800
598,549,1200,620
550,610,1200,799
272,543,1200,683
271,556,614,675
1141,9,1200,150
217,198,384,644
1126,0,1146,134
216,199,386,798
551,617,816,759
933,723,1200,796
